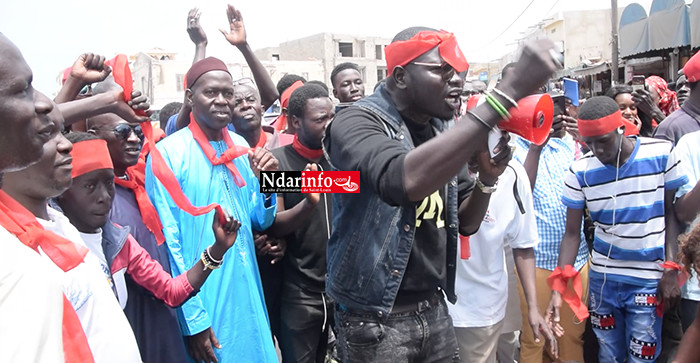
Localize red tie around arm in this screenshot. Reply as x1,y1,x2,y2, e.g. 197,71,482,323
547,265,589,321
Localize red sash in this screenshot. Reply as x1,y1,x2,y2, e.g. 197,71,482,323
114,169,166,245
0,191,94,362
140,114,252,222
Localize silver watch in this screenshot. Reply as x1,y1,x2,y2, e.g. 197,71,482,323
475,175,498,194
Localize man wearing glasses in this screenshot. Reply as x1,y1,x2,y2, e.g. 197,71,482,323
324,26,560,362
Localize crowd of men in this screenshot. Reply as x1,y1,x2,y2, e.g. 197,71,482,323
3,4,700,363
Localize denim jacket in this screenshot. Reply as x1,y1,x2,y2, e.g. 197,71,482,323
323,84,460,318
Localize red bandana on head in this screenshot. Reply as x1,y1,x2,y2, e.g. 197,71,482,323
384,30,469,76
578,110,626,138
274,80,305,133
70,139,114,178
646,76,679,115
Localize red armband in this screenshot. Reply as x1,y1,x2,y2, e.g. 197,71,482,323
660,261,689,287
547,265,589,321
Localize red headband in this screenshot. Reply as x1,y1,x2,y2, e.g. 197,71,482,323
578,110,626,138
274,80,305,132
384,30,469,76
70,139,114,178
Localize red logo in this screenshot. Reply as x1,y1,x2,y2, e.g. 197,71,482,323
260,171,360,193
301,171,360,193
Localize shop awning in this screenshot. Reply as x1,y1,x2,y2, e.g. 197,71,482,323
620,0,692,58
692,0,700,48
619,3,650,57
648,0,691,51
555,61,611,78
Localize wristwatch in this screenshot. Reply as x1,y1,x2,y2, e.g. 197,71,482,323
475,175,498,194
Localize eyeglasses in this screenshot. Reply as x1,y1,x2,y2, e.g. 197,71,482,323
411,61,456,82
233,77,255,87
98,123,143,140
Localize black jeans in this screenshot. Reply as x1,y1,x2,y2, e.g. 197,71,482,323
334,295,459,363
278,280,332,363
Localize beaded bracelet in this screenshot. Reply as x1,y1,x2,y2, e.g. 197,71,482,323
484,92,512,120
201,247,223,271
491,88,518,109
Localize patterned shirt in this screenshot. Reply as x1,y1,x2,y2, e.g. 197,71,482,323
563,137,687,285
514,135,588,271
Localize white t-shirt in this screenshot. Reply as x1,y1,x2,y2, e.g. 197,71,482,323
449,161,539,327
80,230,128,308
38,207,142,363
0,226,65,362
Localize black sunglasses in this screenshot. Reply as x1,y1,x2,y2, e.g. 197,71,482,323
102,124,143,140
411,61,456,82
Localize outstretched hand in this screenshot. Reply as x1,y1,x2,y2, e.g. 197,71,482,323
187,8,208,46
69,53,112,85
219,4,247,47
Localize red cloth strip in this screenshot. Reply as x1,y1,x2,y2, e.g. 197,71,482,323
141,115,251,223
292,134,323,160
384,30,469,76
0,191,93,362
114,169,166,245
70,139,114,178
578,110,625,138
547,265,589,321
274,80,304,132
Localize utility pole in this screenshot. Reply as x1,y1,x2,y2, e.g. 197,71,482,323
611,0,619,85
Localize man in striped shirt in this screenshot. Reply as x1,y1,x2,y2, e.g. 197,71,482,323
546,96,688,363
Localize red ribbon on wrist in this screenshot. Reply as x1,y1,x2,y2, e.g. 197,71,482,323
547,265,589,321
661,261,689,287
655,261,689,317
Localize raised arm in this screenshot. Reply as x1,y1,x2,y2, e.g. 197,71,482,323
55,53,112,104
219,4,279,109
401,40,558,202
58,82,151,126
187,8,208,65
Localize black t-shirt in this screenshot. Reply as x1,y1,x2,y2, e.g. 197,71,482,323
329,107,472,305
395,119,447,304
271,145,332,292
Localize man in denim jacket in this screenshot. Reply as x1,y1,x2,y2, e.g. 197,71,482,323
324,26,560,362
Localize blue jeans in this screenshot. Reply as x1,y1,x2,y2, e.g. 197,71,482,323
589,276,662,362
334,295,459,363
